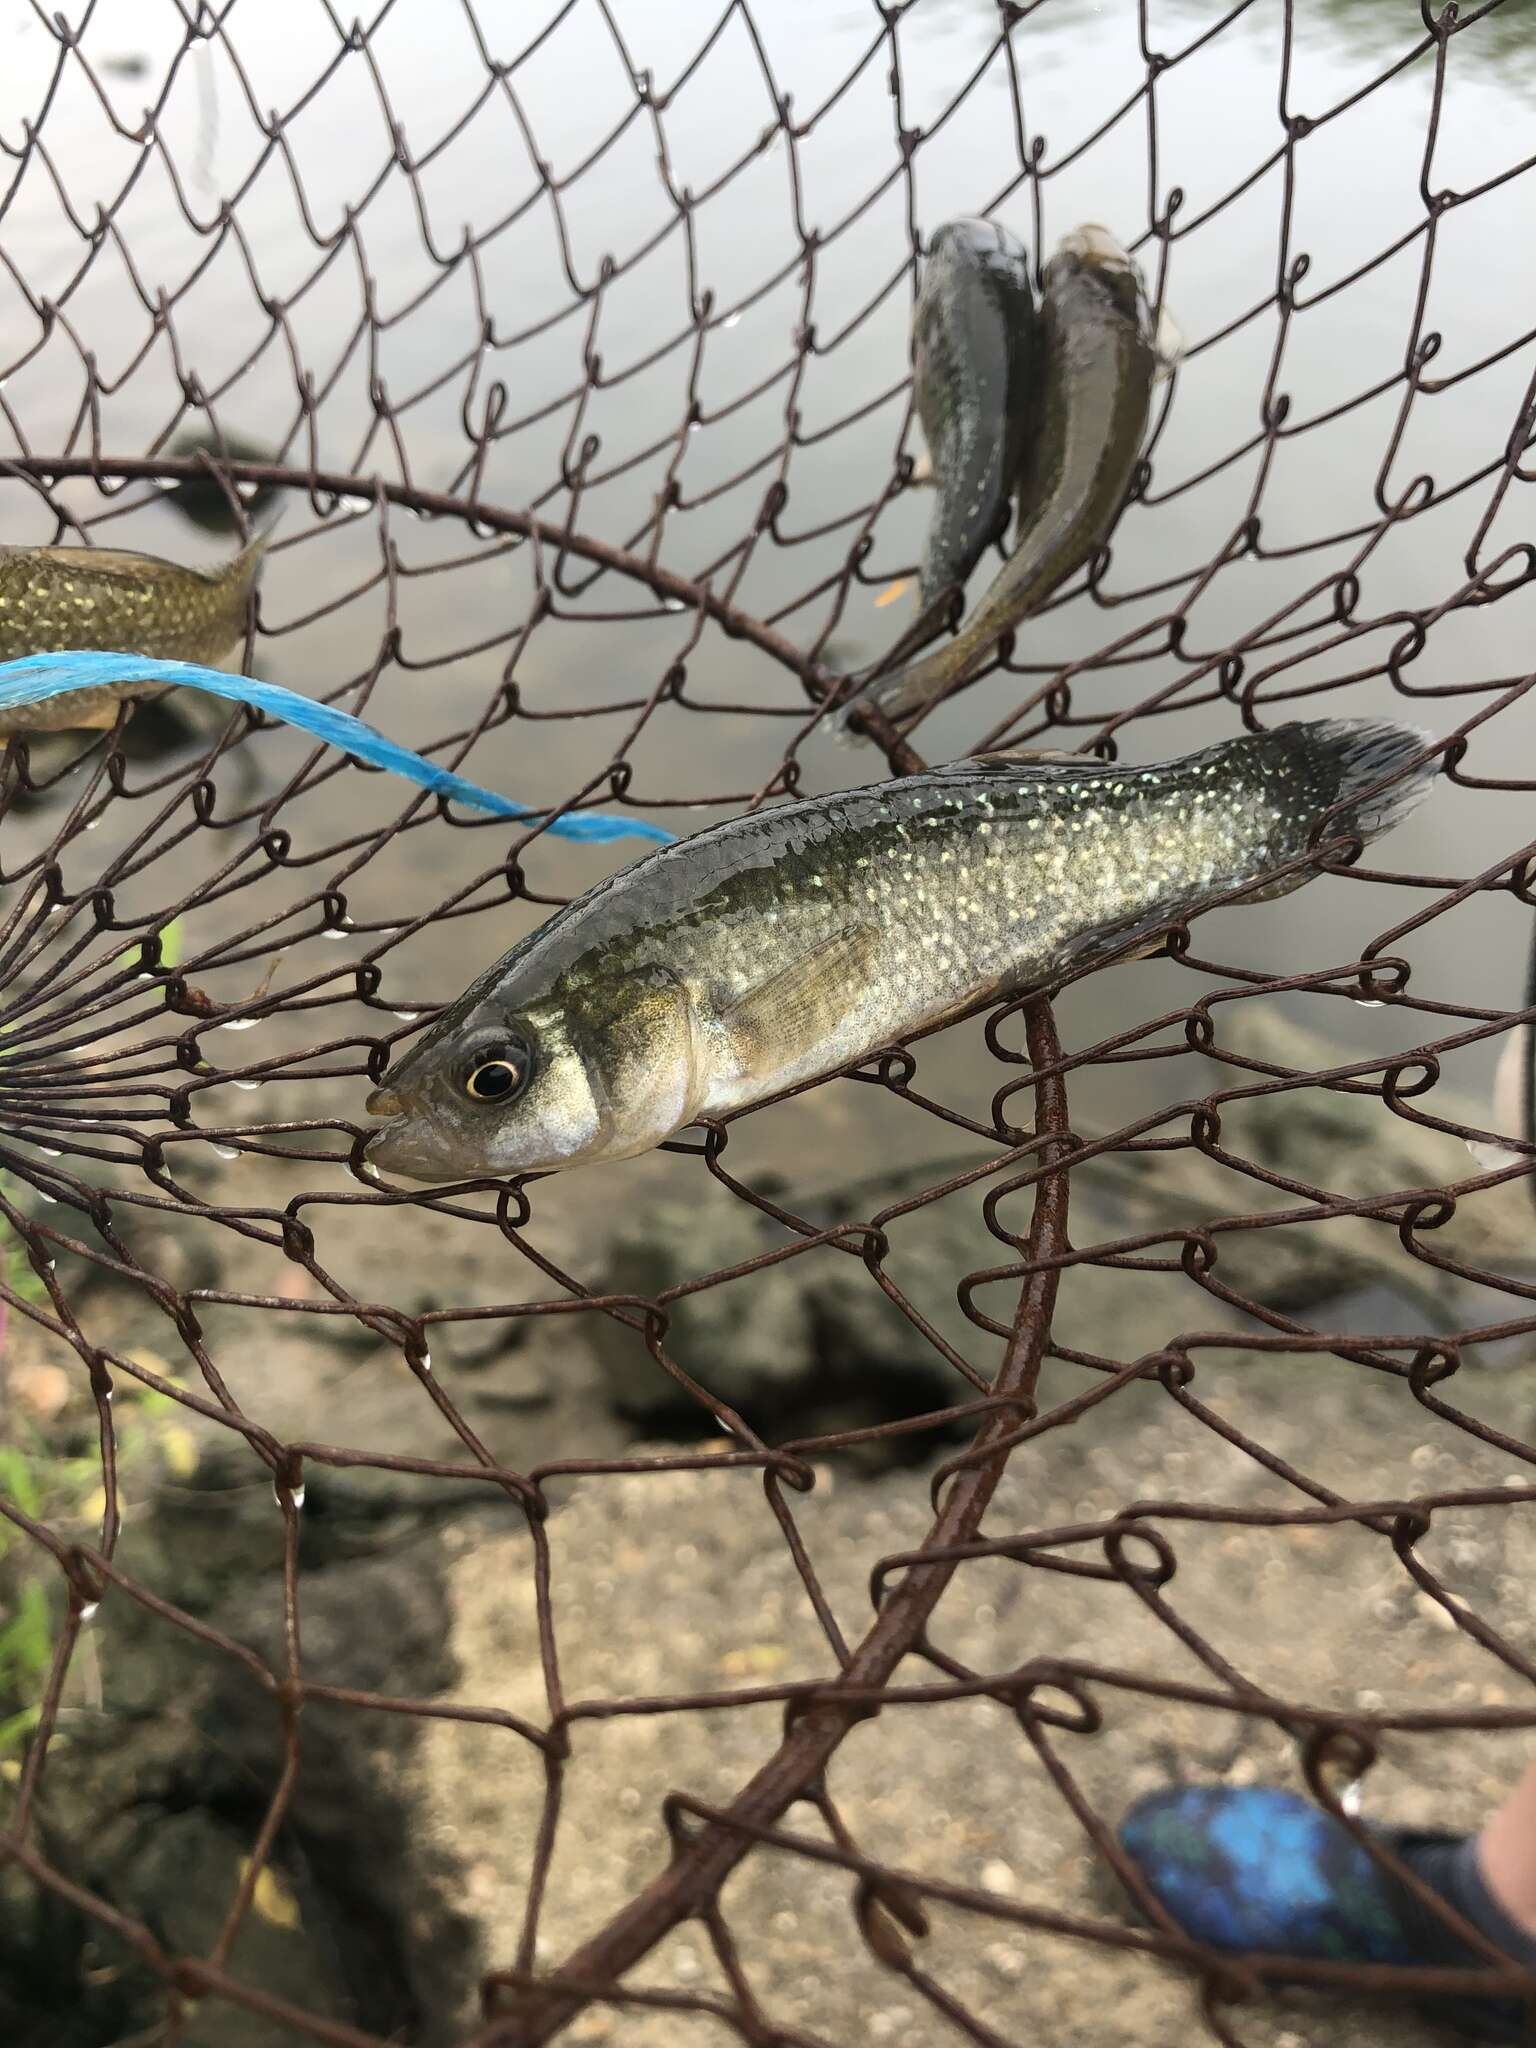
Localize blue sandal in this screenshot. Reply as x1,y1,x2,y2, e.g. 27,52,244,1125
1118,1785,1536,2042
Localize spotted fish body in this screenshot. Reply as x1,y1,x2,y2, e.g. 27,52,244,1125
364,719,1436,1181
852,224,1159,732
913,219,1038,611
0,529,269,734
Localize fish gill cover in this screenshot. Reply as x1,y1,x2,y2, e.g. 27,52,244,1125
0,4,1533,2045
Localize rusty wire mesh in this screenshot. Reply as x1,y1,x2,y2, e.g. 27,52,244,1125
1,0,1535,2042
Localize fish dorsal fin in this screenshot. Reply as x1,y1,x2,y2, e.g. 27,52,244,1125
19,545,175,582
970,746,1084,770
0,523,274,590
717,923,883,1070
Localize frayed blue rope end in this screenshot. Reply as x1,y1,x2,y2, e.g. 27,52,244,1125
0,651,674,847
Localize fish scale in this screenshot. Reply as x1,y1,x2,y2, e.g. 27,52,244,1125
364,719,1438,1180
602,730,1371,1095
912,218,1037,608
851,223,1158,733
0,530,269,733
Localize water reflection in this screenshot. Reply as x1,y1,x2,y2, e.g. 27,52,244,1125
1305,0,1536,69
956,0,1536,75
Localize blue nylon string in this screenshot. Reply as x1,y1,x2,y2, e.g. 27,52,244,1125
0,651,674,846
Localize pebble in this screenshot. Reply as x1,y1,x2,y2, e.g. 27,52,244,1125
11,1360,71,1420
986,1941,1026,1981
1416,1592,1461,1632
980,1858,1017,1896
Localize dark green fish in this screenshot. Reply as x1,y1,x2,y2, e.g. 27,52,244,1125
912,218,1038,610
364,719,1435,1180
850,224,1159,731
0,529,269,734
164,427,280,536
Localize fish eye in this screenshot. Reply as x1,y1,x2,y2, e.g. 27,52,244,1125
464,1039,532,1104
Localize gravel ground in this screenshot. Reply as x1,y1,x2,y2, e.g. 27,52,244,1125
7,1011,1533,2045
412,1335,1536,2047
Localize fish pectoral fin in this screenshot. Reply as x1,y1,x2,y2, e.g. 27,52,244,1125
717,923,884,1071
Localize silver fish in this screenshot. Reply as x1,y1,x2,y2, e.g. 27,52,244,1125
364,719,1435,1181
912,218,1038,611
848,224,1159,732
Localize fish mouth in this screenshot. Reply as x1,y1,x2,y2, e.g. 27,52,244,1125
364,1114,454,1182
1057,223,1134,270
364,1106,547,1183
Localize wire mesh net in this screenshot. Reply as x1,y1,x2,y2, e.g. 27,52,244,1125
1,1,1534,2042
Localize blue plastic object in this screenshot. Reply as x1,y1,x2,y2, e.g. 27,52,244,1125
0,651,674,846
1119,1784,1412,1961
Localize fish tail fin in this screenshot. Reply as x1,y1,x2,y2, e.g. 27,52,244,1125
1050,717,1440,971
1301,716,1440,843
226,505,283,590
